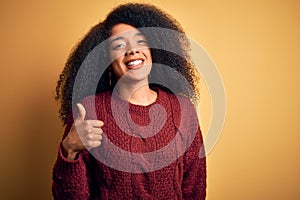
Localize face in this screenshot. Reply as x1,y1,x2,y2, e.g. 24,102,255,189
109,23,152,83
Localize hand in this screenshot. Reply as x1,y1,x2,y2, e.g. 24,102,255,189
62,103,104,160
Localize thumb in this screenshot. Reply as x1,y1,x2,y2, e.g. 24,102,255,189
75,103,86,121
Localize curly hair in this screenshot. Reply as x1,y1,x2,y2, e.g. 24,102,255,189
55,3,200,125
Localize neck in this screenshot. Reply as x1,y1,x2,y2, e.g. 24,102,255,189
115,79,157,106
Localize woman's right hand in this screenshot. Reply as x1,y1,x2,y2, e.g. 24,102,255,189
62,103,104,160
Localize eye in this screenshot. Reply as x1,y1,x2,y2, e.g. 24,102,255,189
137,39,148,45
112,43,125,50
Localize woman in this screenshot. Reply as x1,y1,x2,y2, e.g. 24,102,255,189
52,3,206,200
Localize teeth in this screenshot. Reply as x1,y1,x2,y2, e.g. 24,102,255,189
127,60,143,66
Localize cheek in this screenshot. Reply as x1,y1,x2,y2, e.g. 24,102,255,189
109,49,125,63
111,59,127,77
145,50,152,61
111,61,122,72
110,55,124,69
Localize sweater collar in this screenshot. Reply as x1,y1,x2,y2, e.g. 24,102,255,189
107,87,170,114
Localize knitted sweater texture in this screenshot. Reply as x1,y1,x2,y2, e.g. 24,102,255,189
52,88,206,200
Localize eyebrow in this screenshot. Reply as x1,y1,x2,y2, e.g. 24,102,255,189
110,36,123,43
110,32,145,43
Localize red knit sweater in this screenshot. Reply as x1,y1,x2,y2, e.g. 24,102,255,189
52,88,206,200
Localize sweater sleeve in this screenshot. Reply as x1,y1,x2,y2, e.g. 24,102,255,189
52,113,94,200
182,101,207,200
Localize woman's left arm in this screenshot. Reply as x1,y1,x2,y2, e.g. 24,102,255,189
181,101,207,199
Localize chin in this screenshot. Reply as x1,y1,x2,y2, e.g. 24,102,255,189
127,65,151,81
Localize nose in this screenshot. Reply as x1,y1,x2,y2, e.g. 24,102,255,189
125,49,140,56
125,43,140,56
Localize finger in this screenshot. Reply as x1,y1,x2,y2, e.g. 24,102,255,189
91,134,102,141
86,133,102,141
86,128,103,137
76,103,86,121
84,120,104,127
86,140,101,149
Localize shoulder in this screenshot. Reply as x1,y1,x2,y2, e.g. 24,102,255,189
161,89,195,113
154,86,194,107
78,91,112,120
80,91,111,103
156,87,197,123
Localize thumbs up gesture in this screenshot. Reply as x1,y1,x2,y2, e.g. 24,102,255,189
62,103,104,160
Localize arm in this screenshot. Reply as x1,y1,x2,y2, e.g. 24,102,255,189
52,145,93,200
182,127,206,199
182,102,207,199
52,101,103,200
52,116,93,200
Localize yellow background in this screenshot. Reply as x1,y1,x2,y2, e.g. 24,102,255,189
0,0,299,199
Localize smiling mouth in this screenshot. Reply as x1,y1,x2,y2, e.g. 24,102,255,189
125,59,144,68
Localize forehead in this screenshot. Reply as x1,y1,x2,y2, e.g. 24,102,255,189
110,23,143,38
